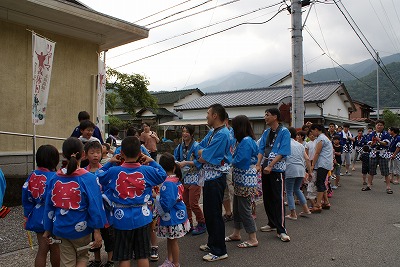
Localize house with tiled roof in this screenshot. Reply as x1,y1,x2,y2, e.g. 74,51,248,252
174,81,367,137
112,88,204,125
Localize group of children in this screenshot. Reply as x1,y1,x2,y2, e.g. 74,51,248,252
22,118,192,267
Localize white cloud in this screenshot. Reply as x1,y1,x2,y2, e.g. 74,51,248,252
81,0,400,91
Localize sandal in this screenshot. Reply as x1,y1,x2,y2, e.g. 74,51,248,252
299,211,311,217
237,241,258,248
311,206,322,213
361,186,371,191
285,214,297,220
223,213,233,222
225,236,241,242
386,188,393,194
322,203,331,210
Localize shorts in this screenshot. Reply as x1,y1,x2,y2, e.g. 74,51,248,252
223,169,234,202
369,156,389,176
113,224,151,261
90,227,114,253
361,162,369,175
58,234,91,267
333,164,341,176
389,159,400,175
315,168,329,192
342,152,351,165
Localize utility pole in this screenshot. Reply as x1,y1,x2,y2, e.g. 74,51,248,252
291,0,304,128
376,51,380,119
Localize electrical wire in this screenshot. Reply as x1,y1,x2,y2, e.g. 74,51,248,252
145,0,215,27
113,5,287,69
334,0,400,92
107,1,284,60
379,0,400,52
133,0,194,23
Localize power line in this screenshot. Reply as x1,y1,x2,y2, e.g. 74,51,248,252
334,0,400,92
133,0,194,23
113,5,287,69
379,0,400,52
149,0,240,29
108,1,284,60
145,0,215,27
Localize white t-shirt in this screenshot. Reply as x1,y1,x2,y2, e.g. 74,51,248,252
305,140,316,160
314,134,333,171
285,139,306,178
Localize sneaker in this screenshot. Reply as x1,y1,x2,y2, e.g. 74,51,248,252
260,225,277,232
159,259,173,267
202,253,228,262
199,244,211,252
277,233,291,242
192,223,206,236
150,246,159,261
103,262,114,267
188,222,194,233
331,185,338,190
88,261,103,267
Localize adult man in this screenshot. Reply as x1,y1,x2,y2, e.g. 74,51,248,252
256,108,291,242
198,104,231,262
327,123,337,140
310,124,333,213
340,124,355,175
70,111,104,143
362,120,392,194
388,127,400,185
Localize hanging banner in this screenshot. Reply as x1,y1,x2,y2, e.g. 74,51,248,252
32,33,55,125
97,56,106,135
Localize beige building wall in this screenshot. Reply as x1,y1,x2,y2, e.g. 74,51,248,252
0,20,99,175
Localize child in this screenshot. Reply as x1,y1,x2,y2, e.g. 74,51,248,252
305,130,316,164
101,143,113,165
78,120,101,145
97,136,166,267
84,141,114,267
296,131,307,147
43,137,106,267
22,145,60,267
361,145,371,185
156,153,190,267
332,136,343,189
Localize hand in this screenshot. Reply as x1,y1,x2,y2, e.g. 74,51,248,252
140,155,153,165
91,230,102,249
263,165,272,175
308,171,313,180
178,161,187,168
43,231,52,244
255,164,261,173
109,154,122,164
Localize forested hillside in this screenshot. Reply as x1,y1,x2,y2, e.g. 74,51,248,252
346,62,400,108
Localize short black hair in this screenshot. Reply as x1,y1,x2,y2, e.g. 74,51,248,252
159,152,183,182
209,104,226,121
375,119,385,126
36,145,59,171
79,120,95,131
288,127,297,139
126,127,138,137
343,123,350,128
78,111,90,121
332,135,340,141
389,127,399,135
329,122,336,127
362,145,371,152
310,124,325,132
358,128,364,132
297,131,306,140
109,126,119,136
121,136,141,158
182,124,195,136
102,143,110,151
84,141,102,153
265,108,281,121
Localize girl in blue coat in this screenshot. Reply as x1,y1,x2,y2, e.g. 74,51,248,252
156,153,190,267
22,144,60,267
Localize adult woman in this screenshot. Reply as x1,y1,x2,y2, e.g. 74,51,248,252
225,115,259,248
139,122,160,160
285,128,312,220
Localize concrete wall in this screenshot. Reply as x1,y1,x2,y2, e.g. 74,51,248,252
0,20,99,175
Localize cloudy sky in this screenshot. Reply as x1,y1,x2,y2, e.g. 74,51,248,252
80,0,400,91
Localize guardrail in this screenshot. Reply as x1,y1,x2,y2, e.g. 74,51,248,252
0,130,66,169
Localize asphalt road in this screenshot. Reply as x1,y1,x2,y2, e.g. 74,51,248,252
2,163,400,266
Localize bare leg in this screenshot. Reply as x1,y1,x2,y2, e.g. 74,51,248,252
168,239,180,267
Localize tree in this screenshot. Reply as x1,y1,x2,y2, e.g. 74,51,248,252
382,109,400,128
106,68,158,117
105,91,118,114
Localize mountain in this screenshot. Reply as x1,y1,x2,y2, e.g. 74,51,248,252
185,53,400,94
345,61,400,107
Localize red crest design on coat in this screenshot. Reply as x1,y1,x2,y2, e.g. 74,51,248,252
116,171,145,199
28,173,47,198
51,181,81,209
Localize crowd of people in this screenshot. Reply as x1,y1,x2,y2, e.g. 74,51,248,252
21,107,400,267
